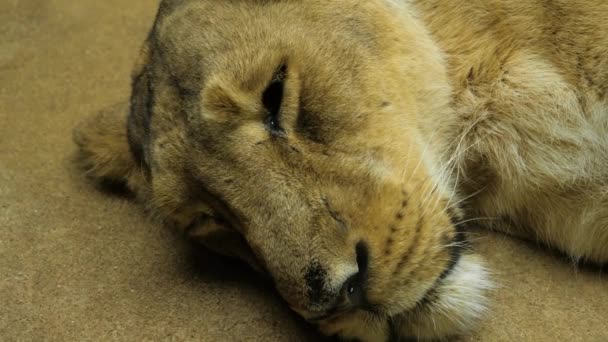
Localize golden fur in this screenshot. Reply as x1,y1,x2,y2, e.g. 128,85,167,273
73,0,608,340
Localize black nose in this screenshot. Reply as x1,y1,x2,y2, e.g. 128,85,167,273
306,241,371,322
340,241,369,307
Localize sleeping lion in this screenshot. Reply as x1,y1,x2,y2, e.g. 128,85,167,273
73,0,608,340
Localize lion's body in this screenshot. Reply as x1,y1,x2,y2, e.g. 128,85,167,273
73,0,608,340
411,0,608,263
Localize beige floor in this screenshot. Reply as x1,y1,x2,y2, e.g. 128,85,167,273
1,1,607,341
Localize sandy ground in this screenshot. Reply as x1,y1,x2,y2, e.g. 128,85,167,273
1,1,607,341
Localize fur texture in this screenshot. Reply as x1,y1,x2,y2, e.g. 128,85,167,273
73,0,607,340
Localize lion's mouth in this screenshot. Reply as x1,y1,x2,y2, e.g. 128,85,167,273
305,302,383,323
306,307,354,322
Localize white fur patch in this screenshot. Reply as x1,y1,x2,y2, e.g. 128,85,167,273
398,253,494,339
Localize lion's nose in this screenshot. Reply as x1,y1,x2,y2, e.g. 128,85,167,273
340,241,370,306
304,242,370,321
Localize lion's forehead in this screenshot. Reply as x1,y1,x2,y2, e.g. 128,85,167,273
151,0,391,80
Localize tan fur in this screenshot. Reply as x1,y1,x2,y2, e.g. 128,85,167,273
73,0,607,340
413,0,608,265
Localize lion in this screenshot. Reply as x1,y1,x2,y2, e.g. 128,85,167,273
72,0,608,340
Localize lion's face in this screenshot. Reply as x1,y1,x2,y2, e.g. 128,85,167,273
76,0,491,340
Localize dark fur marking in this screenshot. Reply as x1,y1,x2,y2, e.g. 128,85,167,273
384,226,397,255
410,209,469,312
395,211,404,220
440,205,470,282
392,214,424,276
127,59,154,180
414,220,470,314
437,229,466,282
289,145,302,154
296,107,326,144
157,0,186,15
467,68,475,82
171,73,199,100
304,261,330,305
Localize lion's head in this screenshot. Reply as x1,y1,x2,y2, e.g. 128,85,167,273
73,0,491,340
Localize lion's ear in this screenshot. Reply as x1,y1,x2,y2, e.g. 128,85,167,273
72,101,147,194
187,217,263,273
72,40,152,196
125,40,153,179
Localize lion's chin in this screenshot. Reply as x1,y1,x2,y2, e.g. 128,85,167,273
393,252,493,340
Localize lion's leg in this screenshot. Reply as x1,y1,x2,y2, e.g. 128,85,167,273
472,189,608,265
541,195,608,265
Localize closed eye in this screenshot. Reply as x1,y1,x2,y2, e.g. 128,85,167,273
263,64,287,135
183,213,213,235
